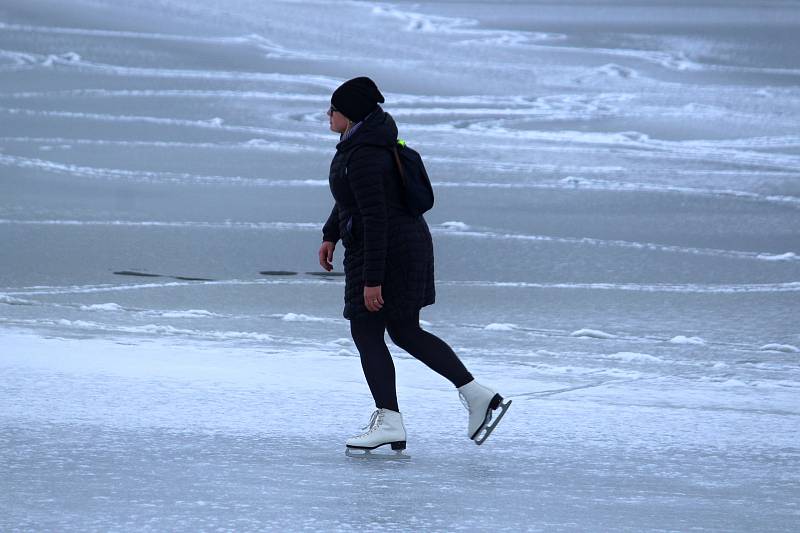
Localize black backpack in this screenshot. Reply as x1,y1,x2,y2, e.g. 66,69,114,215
345,139,434,217
391,139,434,217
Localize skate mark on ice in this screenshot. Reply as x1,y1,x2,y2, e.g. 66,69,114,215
0,21,258,45
433,226,800,262
0,107,330,141
1,278,340,297
458,321,782,355
448,280,800,293
2,217,797,263
510,378,639,399
2,148,798,212
588,399,800,417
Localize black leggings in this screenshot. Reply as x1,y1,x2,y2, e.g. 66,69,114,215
349,309,474,412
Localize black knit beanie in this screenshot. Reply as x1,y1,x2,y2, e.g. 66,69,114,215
331,76,385,123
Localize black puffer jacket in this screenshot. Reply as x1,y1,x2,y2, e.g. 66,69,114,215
322,107,435,321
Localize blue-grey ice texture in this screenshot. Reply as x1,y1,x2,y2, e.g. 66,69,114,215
1,0,799,531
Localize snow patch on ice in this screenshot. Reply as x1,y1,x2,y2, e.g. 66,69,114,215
459,33,528,46
484,323,517,331
527,362,643,379
760,343,800,353
448,280,800,293
721,379,748,387
80,303,124,311
371,5,476,34
52,319,274,342
272,312,336,323
369,2,565,46
41,52,81,67
669,335,706,345
243,138,272,148
603,368,644,378
439,221,470,231
560,176,590,188
142,324,274,341
573,64,643,85
756,252,798,261
56,319,95,327
0,294,35,305
591,63,638,79
158,309,218,318
606,351,663,363
571,329,617,339
553,176,800,209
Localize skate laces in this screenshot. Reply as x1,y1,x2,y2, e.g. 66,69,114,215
359,409,384,435
459,391,471,413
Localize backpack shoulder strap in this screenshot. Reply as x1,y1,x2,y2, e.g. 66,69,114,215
343,142,399,177
391,144,407,187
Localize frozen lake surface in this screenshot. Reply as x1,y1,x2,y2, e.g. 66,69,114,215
1,0,799,530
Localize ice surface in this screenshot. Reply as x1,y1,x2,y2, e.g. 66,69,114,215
2,0,799,530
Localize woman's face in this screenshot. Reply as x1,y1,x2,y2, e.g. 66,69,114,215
327,105,350,133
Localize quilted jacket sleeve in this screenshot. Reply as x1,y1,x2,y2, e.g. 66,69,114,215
322,203,340,243
347,146,389,287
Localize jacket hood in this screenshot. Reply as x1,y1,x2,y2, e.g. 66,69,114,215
336,106,398,151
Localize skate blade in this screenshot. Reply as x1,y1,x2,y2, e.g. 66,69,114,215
474,399,512,446
345,448,411,460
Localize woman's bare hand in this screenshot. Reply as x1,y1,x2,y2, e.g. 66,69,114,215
319,241,335,271
364,285,384,312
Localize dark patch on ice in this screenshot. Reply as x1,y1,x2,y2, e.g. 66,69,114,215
306,271,345,277
113,270,161,278
113,270,214,281
259,270,298,276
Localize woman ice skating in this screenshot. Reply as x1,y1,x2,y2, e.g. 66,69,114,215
318,76,511,457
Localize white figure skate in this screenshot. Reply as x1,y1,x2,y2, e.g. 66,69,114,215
345,408,410,460
458,380,511,445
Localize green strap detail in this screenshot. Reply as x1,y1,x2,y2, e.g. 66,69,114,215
397,139,407,147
